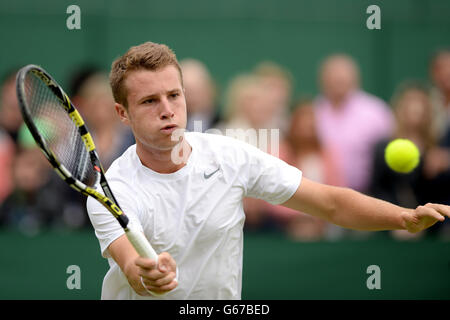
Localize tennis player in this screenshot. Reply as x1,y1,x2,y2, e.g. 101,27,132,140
87,42,450,300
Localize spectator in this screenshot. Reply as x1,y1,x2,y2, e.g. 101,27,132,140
219,74,281,230
0,128,14,204
284,100,344,187
0,69,21,205
253,61,293,136
429,49,450,140
271,100,346,241
314,54,394,194
221,73,283,133
0,69,23,143
70,68,135,169
368,82,448,240
0,124,91,233
179,59,221,132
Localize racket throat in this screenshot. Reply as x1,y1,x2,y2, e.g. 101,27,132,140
117,214,129,229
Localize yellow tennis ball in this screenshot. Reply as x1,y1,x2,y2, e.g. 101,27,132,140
384,139,420,173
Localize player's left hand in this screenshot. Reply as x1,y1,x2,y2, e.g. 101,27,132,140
401,203,450,233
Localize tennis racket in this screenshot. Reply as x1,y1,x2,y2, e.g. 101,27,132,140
16,64,158,262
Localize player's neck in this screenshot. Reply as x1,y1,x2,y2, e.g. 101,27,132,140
136,138,192,174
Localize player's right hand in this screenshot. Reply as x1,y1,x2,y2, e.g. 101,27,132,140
135,252,178,295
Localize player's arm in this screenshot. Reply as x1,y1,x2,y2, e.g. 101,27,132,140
282,177,449,233
107,234,178,296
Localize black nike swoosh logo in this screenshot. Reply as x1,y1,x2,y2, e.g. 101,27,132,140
204,167,220,179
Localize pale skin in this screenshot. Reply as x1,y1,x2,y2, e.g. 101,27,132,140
108,65,449,297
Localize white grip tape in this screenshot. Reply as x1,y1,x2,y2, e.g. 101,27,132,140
126,227,166,297
126,227,158,262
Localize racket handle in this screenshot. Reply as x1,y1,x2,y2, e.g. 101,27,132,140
126,227,159,262
126,228,167,297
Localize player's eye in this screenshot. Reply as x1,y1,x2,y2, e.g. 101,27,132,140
143,98,156,104
169,93,179,99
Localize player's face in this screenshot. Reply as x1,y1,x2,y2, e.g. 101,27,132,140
116,66,187,151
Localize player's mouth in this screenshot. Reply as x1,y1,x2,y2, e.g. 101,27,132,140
160,124,178,134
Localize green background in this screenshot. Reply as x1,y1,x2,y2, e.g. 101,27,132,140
0,229,449,299
1,0,450,300
1,0,450,104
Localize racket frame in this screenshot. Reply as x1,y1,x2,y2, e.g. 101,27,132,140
16,65,177,296
16,65,130,228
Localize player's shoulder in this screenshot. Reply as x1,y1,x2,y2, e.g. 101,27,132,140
186,131,257,156
186,131,269,173
186,131,238,146
104,144,139,186
87,145,141,213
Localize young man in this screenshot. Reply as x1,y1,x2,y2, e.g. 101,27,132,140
87,42,450,300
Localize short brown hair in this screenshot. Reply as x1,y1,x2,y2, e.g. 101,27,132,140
109,42,182,107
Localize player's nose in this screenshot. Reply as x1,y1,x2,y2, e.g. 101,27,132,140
159,98,175,120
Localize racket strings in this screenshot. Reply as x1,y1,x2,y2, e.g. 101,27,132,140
23,71,97,187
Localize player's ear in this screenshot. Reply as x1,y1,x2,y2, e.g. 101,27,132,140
115,103,130,125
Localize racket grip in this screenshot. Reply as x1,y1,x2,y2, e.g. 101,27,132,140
125,228,167,297
126,227,159,262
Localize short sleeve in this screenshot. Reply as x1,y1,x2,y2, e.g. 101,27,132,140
242,142,302,205
86,184,144,258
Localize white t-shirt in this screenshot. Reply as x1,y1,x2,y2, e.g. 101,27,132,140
87,132,302,300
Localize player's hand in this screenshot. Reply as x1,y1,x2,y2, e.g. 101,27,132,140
135,252,178,295
401,203,450,233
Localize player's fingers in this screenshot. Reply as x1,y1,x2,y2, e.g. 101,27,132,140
141,272,176,289
145,279,178,293
157,252,176,273
139,268,167,282
422,204,447,221
426,203,450,219
416,204,445,221
135,256,157,270
153,271,176,287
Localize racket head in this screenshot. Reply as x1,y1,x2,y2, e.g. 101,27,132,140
15,64,127,225
16,65,161,263
16,65,98,188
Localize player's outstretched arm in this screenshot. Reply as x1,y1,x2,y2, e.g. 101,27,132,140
108,234,178,296
282,177,449,233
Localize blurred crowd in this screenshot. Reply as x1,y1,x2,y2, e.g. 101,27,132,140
1,50,450,241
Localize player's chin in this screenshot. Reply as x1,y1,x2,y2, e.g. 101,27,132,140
163,130,186,145
147,140,180,154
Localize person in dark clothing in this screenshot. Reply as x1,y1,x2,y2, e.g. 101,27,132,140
369,82,450,239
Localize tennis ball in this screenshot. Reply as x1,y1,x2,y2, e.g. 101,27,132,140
384,139,420,173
